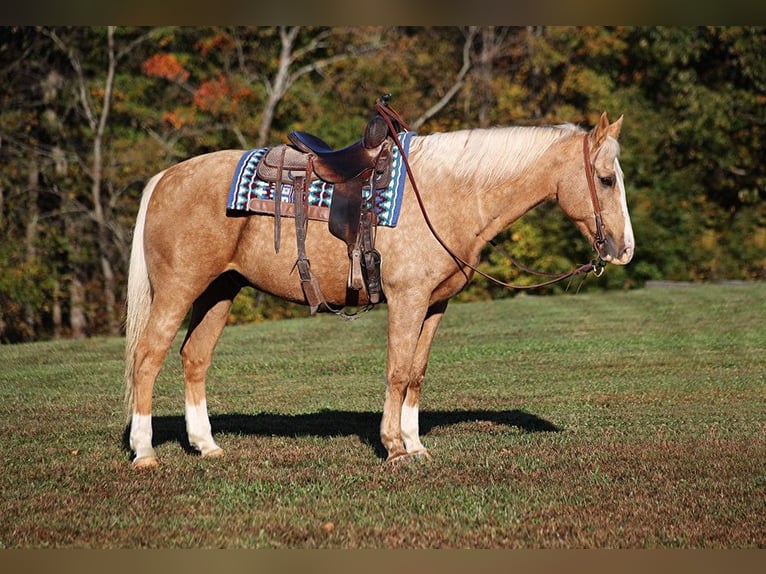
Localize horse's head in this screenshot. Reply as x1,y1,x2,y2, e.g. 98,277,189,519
558,112,635,265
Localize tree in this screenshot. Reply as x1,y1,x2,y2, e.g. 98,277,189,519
0,27,61,341
40,27,155,336
620,26,765,280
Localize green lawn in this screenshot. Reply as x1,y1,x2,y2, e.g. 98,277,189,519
0,283,763,548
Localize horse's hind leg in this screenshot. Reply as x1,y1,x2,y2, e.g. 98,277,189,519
180,271,244,458
131,294,192,467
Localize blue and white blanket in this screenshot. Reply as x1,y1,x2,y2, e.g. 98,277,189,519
226,131,414,228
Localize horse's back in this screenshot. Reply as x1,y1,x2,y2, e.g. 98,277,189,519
147,149,244,222
154,149,244,199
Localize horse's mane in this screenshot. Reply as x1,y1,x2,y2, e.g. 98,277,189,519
412,124,584,192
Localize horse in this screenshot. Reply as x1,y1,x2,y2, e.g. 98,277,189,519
124,111,634,468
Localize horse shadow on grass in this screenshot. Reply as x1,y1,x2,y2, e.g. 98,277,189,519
123,409,560,461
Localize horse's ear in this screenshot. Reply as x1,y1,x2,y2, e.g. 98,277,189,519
590,112,611,148
590,112,622,147
608,115,623,140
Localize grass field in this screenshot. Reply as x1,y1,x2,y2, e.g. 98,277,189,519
0,283,763,548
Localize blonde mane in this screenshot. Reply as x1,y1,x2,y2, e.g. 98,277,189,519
412,124,583,192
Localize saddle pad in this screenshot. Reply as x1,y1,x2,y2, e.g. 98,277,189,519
226,131,414,228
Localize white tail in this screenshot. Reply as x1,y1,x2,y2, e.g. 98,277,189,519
123,171,165,421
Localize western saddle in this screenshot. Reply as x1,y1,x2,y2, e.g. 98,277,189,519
255,95,409,315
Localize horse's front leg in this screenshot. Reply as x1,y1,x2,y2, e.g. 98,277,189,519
400,299,449,458
380,295,433,462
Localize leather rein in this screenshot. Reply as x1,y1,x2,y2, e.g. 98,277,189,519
376,99,608,291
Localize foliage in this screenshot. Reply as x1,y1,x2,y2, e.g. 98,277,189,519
0,26,764,342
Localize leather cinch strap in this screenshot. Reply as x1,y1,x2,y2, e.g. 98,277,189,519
292,157,325,314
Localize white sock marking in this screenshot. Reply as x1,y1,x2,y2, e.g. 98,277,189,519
401,403,425,453
130,413,156,460
185,399,221,455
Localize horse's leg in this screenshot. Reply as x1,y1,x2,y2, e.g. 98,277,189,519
400,299,449,457
179,271,244,458
380,293,431,462
131,293,193,467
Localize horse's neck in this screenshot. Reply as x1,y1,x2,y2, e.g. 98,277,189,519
413,128,569,251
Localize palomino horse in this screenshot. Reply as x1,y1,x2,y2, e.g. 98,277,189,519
124,112,634,467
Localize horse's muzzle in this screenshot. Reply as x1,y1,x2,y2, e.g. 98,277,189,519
601,243,634,265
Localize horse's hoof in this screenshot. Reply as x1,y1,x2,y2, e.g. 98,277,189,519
132,456,159,469
409,449,433,461
386,450,432,464
385,451,408,464
201,447,224,459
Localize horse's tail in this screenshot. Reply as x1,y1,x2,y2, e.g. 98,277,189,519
123,171,164,423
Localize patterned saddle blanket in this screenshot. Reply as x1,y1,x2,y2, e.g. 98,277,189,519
226,131,414,228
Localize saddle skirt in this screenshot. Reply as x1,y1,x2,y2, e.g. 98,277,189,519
226,131,414,228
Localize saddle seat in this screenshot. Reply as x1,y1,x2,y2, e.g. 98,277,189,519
287,115,389,183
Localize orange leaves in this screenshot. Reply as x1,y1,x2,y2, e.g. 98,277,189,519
162,108,195,130
142,53,189,83
143,51,253,120
193,76,230,112
195,33,234,57
193,75,254,116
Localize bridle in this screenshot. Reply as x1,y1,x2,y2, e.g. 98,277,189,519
375,98,608,290
583,134,608,255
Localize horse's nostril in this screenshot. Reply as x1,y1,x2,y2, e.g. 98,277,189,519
622,245,634,262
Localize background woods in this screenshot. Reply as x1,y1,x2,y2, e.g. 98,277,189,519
0,26,764,343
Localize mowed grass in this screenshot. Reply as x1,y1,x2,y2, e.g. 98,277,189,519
0,284,763,548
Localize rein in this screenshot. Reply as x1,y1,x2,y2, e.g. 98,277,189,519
375,98,607,291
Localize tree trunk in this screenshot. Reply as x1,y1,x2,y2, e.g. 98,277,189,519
69,274,87,339
24,164,39,340
477,27,496,128
91,27,119,336
256,26,299,148
412,27,477,131
525,26,545,120
52,279,62,339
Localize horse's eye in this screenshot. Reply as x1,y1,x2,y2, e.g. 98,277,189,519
599,176,614,188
